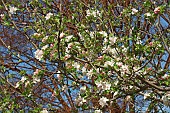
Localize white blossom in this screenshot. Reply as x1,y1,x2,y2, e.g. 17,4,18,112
95,109,103,113
15,82,20,88
33,77,40,84
162,74,169,79
162,93,170,106
9,6,18,14
25,81,30,87
73,62,80,70
95,81,111,91
42,36,48,43
45,12,53,20
144,13,151,17
99,97,109,107
42,45,48,50
109,36,117,44
86,9,100,17
86,69,93,79
33,33,41,37
81,67,86,74
41,108,48,113
20,76,27,83
75,96,87,106
34,49,43,61
65,35,73,42
80,86,86,93
99,31,107,37
62,85,68,92
144,93,150,100
131,8,138,15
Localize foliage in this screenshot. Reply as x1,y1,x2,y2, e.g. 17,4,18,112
0,0,170,112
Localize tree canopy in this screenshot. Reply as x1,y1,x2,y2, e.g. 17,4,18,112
0,0,170,112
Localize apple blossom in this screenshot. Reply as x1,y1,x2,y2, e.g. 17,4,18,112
162,93,170,107
131,8,138,15
80,86,86,93
20,76,27,83
81,67,86,74
154,7,160,14
65,35,73,42
34,49,43,60
95,109,102,113
144,92,150,100
45,12,53,20
99,31,107,37
62,85,68,92
42,36,48,43
33,77,40,84
75,96,87,106
109,36,117,44
15,82,20,88
9,6,18,14
40,108,48,113
60,32,65,39
144,13,151,17
99,96,109,107
86,69,93,79
162,74,169,79
86,9,100,17
42,45,48,50
25,81,30,87
34,69,40,75
33,33,41,37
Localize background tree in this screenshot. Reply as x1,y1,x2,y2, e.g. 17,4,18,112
0,0,170,112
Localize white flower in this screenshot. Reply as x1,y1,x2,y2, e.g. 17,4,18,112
57,71,62,81
86,9,100,17
95,81,111,90
113,91,118,98
121,65,129,72
34,49,43,60
0,14,4,18
41,108,48,113
15,82,20,88
95,109,102,113
144,93,150,100
95,81,103,90
45,12,53,20
99,97,109,107
80,86,86,93
81,67,86,74
20,76,27,83
103,82,111,90
33,33,41,37
9,6,18,14
42,36,48,43
25,81,30,87
162,74,169,79
144,13,151,17
65,35,73,42
68,43,73,49
73,62,80,70
75,96,87,106
33,77,40,83
42,45,48,50
109,36,117,44
60,32,65,39
86,69,93,79
62,85,68,92
131,8,138,15
104,60,114,67
162,93,170,106
99,31,107,37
